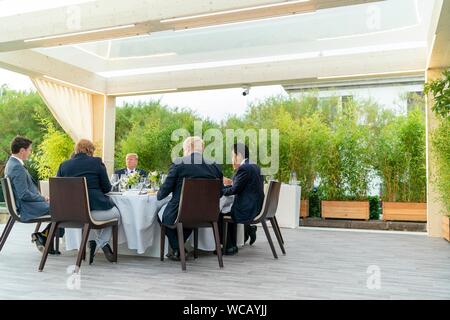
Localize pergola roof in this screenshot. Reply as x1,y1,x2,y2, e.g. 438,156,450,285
0,0,447,96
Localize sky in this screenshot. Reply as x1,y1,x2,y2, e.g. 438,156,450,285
0,68,287,122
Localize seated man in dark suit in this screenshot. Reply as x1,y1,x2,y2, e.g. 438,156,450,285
57,139,120,265
115,153,147,177
157,136,223,260
220,143,264,255
4,136,51,252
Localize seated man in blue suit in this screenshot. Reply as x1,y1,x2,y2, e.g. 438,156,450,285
4,136,50,251
220,143,264,255
157,136,223,261
115,153,147,177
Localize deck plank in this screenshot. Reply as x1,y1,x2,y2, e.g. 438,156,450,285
0,223,449,300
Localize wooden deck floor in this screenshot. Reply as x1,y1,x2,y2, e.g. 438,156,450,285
0,223,449,300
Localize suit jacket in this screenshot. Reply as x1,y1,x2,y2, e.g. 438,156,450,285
115,168,147,177
57,153,113,211
157,152,223,225
4,156,49,221
223,160,264,223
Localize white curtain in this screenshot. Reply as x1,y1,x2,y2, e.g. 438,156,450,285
31,77,94,142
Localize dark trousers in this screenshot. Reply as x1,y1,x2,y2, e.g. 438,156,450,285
165,228,192,251
40,224,65,238
218,212,237,249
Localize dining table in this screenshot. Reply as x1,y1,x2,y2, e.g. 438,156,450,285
64,190,244,257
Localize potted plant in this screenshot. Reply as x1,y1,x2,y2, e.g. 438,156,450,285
275,112,330,219
373,109,427,222
319,117,371,220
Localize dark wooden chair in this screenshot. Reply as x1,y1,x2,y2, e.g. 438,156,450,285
223,180,285,259
160,178,223,271
0,177,59,253
38,177,119,272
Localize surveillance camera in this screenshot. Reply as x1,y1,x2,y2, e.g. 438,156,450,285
242,87,250,96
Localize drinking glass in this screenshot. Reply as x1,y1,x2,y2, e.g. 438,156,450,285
143,177,151,190
119,174,128,192
110,174,119,191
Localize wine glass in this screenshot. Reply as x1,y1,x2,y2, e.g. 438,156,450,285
110,174,119,192
143,177,151,190
119,174,128,192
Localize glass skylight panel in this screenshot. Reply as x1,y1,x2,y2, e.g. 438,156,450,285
33,0,434,77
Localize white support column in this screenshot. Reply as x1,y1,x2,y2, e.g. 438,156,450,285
102,96,116,176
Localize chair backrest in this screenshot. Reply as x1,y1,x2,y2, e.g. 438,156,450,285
176,178,221,227
1,177,21,221
253,180,281,222
49,177,92,225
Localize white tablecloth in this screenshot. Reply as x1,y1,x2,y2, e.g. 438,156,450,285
64,192,243,257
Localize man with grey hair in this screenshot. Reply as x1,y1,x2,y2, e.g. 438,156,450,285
157,136,223,260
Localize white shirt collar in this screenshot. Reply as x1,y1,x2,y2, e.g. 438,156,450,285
126,168,136,174
240,158,248,166
11,155,24,166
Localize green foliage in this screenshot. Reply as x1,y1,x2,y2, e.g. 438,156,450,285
424,69,450,119
426,69,450,216
115,102,219,173
0,86,58,163
31,118,74,180
126,172,141,187
275,110,331,198
308,188,322,218
0,86,428,207
373,110,426,202
431,118,450,215
368,196,381,220
319,115,372,201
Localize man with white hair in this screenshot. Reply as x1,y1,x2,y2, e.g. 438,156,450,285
157,136,223,260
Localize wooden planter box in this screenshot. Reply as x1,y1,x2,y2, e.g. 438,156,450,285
321,200,369,220
300,200,309,218
443,216,450,242
382,202,427,222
